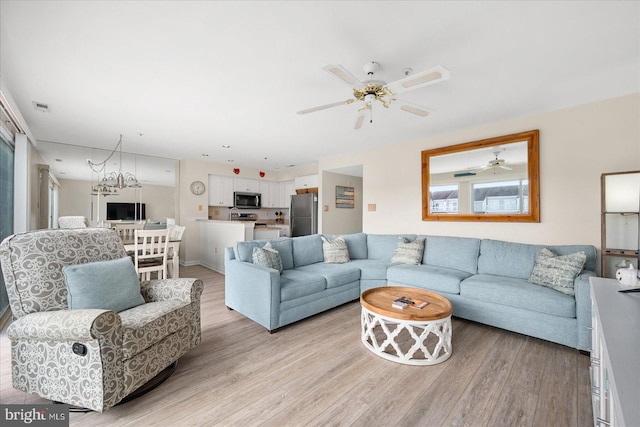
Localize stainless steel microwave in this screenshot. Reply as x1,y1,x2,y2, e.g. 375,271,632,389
234,192,261,209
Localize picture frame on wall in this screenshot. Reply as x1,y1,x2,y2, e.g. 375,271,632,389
336,186,354,208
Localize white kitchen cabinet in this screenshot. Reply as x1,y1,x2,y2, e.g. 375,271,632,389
294,174,318,190
234,178,260,193
208,175,234,206
260,181,282,208
259,181,272,207
253,228,280,240
280,180,295,207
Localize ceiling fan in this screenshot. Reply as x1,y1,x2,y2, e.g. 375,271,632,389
297,61,450,129
473,150,513,174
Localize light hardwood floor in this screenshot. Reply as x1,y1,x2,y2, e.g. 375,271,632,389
0,265,593,426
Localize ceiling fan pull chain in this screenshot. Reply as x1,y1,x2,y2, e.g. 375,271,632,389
370,106,373,124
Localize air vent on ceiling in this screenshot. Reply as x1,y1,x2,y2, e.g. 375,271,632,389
32,101,50,112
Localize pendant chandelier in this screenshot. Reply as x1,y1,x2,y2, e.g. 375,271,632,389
88,134,141,189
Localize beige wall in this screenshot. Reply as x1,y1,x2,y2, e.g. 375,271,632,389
320,94,640,250
321,171,363,235
57,179,176,225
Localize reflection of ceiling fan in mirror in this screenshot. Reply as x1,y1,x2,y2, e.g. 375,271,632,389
297,61,450,129
473,149,513,174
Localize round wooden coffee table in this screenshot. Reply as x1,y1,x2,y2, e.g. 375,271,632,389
360,287,453,365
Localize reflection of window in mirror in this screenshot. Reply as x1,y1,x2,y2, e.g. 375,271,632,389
430,184,459,213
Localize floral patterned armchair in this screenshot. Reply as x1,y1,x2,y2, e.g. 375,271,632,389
0,228,203,412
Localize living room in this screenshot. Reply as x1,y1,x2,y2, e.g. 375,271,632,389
1,1,639,426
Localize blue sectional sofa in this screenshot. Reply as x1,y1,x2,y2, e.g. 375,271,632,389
224,233,596,350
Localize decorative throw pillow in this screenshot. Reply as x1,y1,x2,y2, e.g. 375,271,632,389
321,236,350,264
252,242,284,273
391,237,425,265
63,257,145,312
528,248,587,296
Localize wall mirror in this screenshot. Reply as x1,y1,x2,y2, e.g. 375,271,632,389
422,129,539,222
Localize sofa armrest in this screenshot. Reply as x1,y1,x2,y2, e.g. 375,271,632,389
575,270,596,351
7,309,121,341
140,278,204,304
224,258,281,331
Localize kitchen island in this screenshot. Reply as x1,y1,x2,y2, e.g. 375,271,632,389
198,219,255,274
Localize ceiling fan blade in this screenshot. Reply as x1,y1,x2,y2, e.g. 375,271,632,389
322,64,365,89
393,98,434,117
499,165,513,170
354,107,369,130
384,65,451,95
297,99,353,115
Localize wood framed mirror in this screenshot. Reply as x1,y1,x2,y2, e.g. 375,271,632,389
422,129,540,222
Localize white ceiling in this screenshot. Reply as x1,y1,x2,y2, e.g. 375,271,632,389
1,1,638,185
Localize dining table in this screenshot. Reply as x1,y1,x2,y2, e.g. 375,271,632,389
120,237,181,279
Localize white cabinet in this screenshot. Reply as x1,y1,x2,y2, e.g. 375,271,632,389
590,277,640,426
280,180,295,207
253,228,280,240
234,178,260,193
294,174,318,189
208,175,234,206
260,181,283,208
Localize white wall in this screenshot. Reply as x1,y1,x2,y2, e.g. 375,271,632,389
321,171,363,235
320,94,640,249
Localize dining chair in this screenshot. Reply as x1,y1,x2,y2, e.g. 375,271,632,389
166,225,185,278
134,228,169,281
114,221,147,240
58,216,89,228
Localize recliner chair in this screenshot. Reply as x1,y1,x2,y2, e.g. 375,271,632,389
0,228,203,412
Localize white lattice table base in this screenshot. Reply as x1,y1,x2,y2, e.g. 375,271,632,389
361,306,452,365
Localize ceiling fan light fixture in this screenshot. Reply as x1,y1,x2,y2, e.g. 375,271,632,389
400,105,430,117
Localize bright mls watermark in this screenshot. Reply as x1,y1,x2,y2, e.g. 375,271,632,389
1,405,69,426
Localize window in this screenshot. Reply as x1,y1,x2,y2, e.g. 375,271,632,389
429,184,459,213
472,180,528,214
0,134,14,316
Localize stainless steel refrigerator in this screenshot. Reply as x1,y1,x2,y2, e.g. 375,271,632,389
290,193,318,237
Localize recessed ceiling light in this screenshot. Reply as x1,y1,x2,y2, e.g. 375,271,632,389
222,145,231,148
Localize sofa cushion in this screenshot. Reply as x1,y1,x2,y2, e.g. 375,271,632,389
347,259,391,281
460,274,576,318
63,257,145,312
547,244,597,272
119,300,193,359
296,263,361,289
280,269,326,301
292,234,324,268
391,237,425,265
420,235,481,274
387,264,471,294
367,234,417,261
236,238,294,270
324,233,368,259
252,243,283,273
321,236,350,263
477,239,540,279
529,248,586,296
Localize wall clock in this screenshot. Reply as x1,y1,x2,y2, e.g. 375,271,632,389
190,180,206,195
